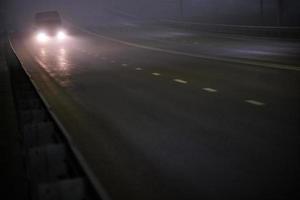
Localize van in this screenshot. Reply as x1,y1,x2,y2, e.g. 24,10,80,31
34,11,66,43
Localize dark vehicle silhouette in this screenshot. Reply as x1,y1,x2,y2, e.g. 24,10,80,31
34,11,67,43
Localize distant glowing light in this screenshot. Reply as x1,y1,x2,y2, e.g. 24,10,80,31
57,31,66,40
37,32,48,43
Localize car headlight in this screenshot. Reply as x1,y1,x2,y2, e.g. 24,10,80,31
36,32,48,42
57,31,66,40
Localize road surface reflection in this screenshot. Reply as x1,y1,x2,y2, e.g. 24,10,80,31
34,42,73,87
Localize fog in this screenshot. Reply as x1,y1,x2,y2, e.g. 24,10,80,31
1,0,300,30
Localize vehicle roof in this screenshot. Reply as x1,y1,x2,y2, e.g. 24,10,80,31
35,11,60,21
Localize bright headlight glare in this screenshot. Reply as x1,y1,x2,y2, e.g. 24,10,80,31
57,31,66,40
37,32,48,42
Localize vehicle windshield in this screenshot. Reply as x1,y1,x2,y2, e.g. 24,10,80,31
35,11,61,28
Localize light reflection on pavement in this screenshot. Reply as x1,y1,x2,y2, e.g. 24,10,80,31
33,40,73,87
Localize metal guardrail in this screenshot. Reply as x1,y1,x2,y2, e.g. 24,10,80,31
6,38,110,200
163,19,300,39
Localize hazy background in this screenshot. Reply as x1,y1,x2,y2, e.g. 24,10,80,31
1,0,300,30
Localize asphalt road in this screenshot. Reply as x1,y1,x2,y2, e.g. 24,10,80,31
11,26,300,200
